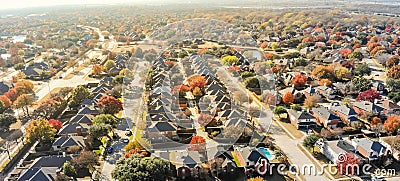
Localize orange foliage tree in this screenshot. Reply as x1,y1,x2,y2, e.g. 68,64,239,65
282,92,294,105
292,74,307,88
4,88,18,102
189,135,206,151
319,79,332,87
387,65,400,79
91,64,104,75
0,96,11,108
386,55,400,68
340,48,352,58
187,74,206,89
370,117,381,126
384,115,400,134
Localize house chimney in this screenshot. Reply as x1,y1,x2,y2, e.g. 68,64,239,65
76,126,82,136
374,99,378,105
324,82,327,87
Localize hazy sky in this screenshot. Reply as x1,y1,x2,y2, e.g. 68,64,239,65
0,0,135,10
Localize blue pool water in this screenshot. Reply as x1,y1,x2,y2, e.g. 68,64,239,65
258,147,273,160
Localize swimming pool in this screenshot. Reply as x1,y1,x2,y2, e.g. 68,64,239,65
258,147,274,160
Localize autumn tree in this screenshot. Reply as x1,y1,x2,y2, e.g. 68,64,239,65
72,150,99,173
14,80,34,95
387,65,400,79
319,79,332,87
91,64,104,76
15,94,35,117
304,95,320,109
291,74,307,88
25,118,57,143
383,115,400,135
356,89,380,102
339,48,352,58
336,152,360,175
187,74,206,89
97,95,123,115
48,119,63,131
386,55,400,68
189,135,206,152
335,67,352,81
104,60,116,72
0,96,12,108
192,87,203,97
312,65,334,80
68,85,92,107
221,55,239,65
4,88,18,102
282,92,294,105
370,117,381,126
35,96,64,119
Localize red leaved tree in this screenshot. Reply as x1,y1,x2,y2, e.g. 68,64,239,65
356,89,380,102
98,96,123,115
48,119,63,131
189,135,206,152
336,152,360,175
383,115,400,135
292,74,307,88
172,84,190,94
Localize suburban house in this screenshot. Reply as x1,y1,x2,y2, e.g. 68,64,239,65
379,137,400,161
287,109,317,129
314,85,337,100
353,101,384,116
330,102,360,125
58,123,90,136
376,99,400,116
351,138,387,162
315,139,356,163
311,107,341,129
145,121,178,143
16,155,72,181
52,136,85,152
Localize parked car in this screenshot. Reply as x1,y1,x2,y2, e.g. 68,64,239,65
122,138,129,143
125,129,132,136
107,147,113,154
